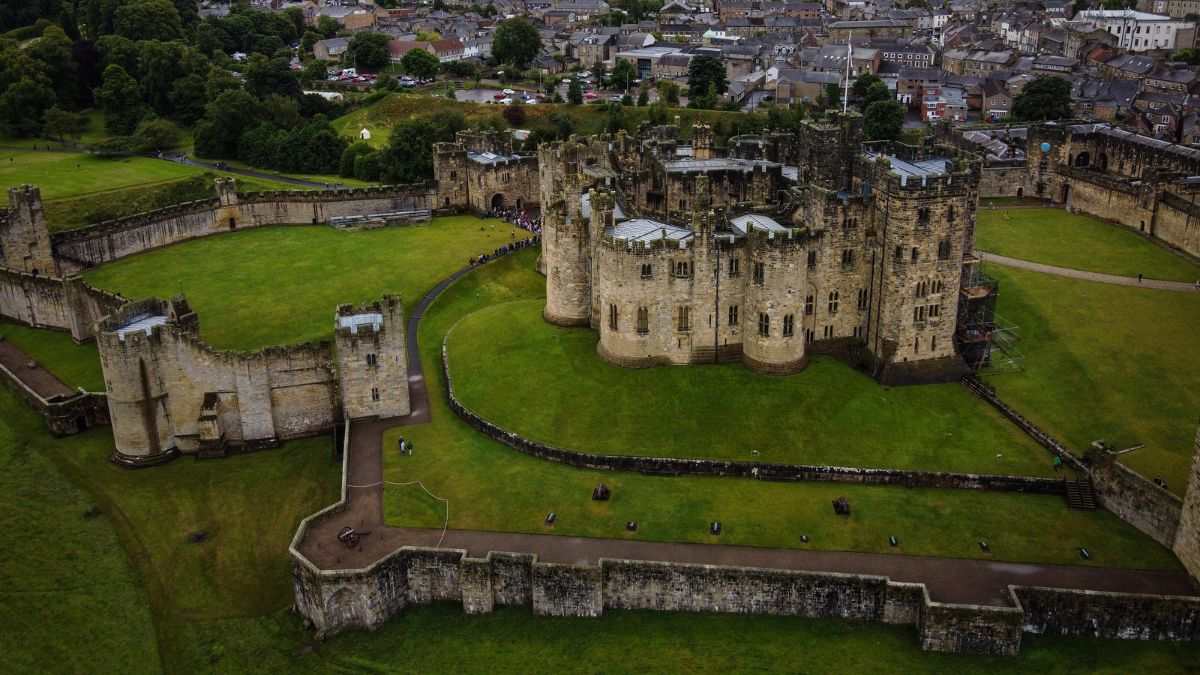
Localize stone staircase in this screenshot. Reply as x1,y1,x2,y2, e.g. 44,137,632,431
1064,479,1097,510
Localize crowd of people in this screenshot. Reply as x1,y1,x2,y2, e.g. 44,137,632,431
469,207,542,266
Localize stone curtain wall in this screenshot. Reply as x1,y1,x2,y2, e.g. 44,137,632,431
442,337,1065,494
919,600,1023,656
1154,194,1200,260
1091,460,1183,550
1175,427,1200,581
1015,586,1200,641
0,267,74,331
50,186,435,271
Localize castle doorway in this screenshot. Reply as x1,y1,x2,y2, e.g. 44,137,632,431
491,193,505,210
1060,183,1070,204
228,217,236,230
1016,187,1024,198
1074,151,1090,168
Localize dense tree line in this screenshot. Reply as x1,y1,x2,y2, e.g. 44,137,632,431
0,0,349,174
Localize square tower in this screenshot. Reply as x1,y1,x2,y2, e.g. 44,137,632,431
2,184,59,276
335,296,410,420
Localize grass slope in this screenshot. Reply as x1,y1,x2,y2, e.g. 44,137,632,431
85,217,526,350
448,299,1053,475
0,387,161,674
0,151,202,203
0,320,103,390
983,264,1200,494
384,248,1177,569
977,208,1200,281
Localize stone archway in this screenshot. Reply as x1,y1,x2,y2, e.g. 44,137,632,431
491,193,505,210
1074,151,1090,168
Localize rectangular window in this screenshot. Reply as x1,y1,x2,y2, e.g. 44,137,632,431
805,295,814,316
917,207,931,227
608,304,618,330
641,263,653,279
728,257,740,278
783,314,795,337
366,352,377,366
911,246,919,263
857,288,867,310
947,204,955,223
677,306,690,332
674,261,691,278
928,304,941,318
807,250,817,269
828,291,839,314
841,249,855,269
894,245,902,263
728,305,739,326
371,387,380,401
931,335,938,350
753,261,765,285
938,239,951,260
758,312,770,337
914,336,920,353
805,328,814,344
637,307,649,334
823,325,833,339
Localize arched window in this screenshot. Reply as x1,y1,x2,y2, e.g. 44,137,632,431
783,314,795,337
637,307,649,334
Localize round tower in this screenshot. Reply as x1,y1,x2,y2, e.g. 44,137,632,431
741,229,808,374
96,300,177,466
540,140,593,327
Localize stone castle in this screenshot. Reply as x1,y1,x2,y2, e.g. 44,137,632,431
536,115,992,384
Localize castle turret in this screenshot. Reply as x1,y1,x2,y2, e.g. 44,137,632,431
213,177,241,230
97,299,178,466
335,296,409,420
541,140,594,326
2,184,58,276
433,141,469,210
692,123,715,160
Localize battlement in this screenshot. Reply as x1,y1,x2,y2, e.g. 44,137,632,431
334,295,402,339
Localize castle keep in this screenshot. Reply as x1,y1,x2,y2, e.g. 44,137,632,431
540,116,989,384
434,130,539,213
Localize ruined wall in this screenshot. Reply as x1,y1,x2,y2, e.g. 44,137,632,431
97,298,337,464
1154,194,1200,259
1091,458,1183,550
979,165,1031,198
49,186,435,270
1061,173,1156,233
1,185,58,276
1175,426,1200,582
0,267,73,331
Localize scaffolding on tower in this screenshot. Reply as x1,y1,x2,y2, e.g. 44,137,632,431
956,255,1023,373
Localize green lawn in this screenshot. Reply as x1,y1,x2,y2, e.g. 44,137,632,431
448,299,1054,475
84,217,527,350
0,320,103,390
983,264,1200,494
977,208,1200,281
0,151,203,203
0,387,161,674
384,248,1177,570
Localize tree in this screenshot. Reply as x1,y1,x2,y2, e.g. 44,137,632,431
194,89,263,158
657,80,680,106
315,15,340,38
567,78,583,104
502,104,526,127
492,18,541,69
300,30,322,55
138,40,189,116
243,54,300,100
637,89,649,106
133,116,183,152
1012,76,1072,122
687,55,727,99
96,64,145,135
862,81,892,109
822,82,842,111
114,0,184,42
379,114,463,182
28,25,78,108
44,106,88,141
610,59,636,92
340,141,373,177
168,73,208,124
0,79,56,137
1172,48,1200,65
347,32,391,71
606,102,625,133
863,99,904,141
401,48,440,80
850,73,882,100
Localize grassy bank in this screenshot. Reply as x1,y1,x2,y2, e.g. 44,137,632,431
448,299,1053,475
977,208,1200,281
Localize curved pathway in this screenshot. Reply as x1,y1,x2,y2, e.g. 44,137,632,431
979,251,1200,292
295,247,1199,607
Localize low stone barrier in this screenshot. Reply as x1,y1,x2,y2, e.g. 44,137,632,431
440,338,1065,494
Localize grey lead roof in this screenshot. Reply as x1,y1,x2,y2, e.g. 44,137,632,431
607,218,694,242
730,214,789,235
467,151,523,165
864,152,953,178
115,313,167,341
1068,123,1200,161
662,158,780,174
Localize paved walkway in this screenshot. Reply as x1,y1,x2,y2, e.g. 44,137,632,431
979,251,1200,292
294,247,1199,608
0,340,75,399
